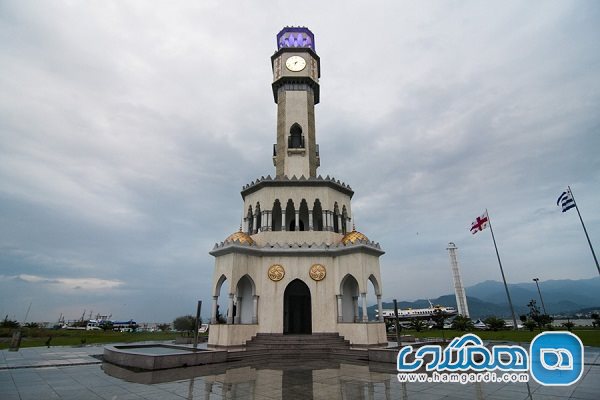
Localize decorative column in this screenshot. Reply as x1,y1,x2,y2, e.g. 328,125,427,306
211,296,218,324
282,211,286,231
336,295,343,322
361,292,368,322
352,296,359,322
308,210,314,231
252,214,258,234
377,294,384,322
322,210,328,231
266,211,271,231
337,214,342,233
227,293,234,324
252,295,259,324
234,297,242,324
328,211,334,231
295,210,300,231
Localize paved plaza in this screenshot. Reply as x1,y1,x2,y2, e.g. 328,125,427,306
1,344,599,399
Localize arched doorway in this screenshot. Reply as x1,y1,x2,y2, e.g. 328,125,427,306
283,279,312,334
340,274,359,322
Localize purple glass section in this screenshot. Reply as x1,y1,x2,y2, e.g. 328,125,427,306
276,27,315,51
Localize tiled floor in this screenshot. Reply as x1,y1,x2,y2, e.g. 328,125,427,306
1,345,598,399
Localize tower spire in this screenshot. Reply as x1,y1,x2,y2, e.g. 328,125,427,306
271,27,320,178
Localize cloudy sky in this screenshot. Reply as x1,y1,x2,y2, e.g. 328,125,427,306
1,1,599,323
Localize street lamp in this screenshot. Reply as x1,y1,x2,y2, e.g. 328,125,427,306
533,278,548,315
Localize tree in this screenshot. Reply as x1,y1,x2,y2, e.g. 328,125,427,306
216,305,226,324
484,316,506,332
100,321,114,332
519,315,527,323
157,323,171,332
409,318,425,332
562,320,575,332
527,299,553,331
431,308,446,330
24,322,39,329
523,320,537,332
451,315,474,331
1,316,20,329
591,313,600,328
173,315,198,336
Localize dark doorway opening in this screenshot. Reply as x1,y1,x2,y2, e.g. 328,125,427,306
283,279,312,334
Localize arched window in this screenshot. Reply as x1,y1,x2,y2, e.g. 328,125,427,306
333,203,340,233
272,200,282,231
340,274,360,323
289,123,304,148
312,200,323,231
235,275,256,324
367,275,381,322
299,199,309,231
213,275,228,324
285,199,295,231
255,203,261,233
246,206,253,235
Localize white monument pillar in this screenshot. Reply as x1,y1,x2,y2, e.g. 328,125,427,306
211,296,218,324
252,295,258,324
281,211,286,231
352,296,359,322
227,293,234,324
447,242,470,318
361,292,368,322
234,296,242,324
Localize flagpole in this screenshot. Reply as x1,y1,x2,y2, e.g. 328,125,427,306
569,186,600,276
486,209,519,330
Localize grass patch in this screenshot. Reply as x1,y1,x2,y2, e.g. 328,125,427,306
397,328,600,347
0,328,181,349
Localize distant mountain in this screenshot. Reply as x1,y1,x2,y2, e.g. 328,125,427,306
374,277,600,319
465,277,600,315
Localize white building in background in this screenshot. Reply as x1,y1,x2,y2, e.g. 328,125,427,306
447,242,470,318
207,27,387,348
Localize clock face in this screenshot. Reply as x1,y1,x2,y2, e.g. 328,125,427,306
285,55,306,72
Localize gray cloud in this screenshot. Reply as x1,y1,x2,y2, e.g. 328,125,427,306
1,1,599,322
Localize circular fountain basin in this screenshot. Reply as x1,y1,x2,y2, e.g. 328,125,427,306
104,344,227,370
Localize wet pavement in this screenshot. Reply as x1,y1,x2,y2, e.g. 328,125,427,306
1,344,598,399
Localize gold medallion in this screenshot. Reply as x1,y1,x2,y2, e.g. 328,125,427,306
309,264,326,281
268,264,285,282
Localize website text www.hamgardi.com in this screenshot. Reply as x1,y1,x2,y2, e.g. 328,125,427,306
397,371,529,384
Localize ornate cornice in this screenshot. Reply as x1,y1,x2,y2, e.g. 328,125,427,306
240,174,353,199
210,238,383,257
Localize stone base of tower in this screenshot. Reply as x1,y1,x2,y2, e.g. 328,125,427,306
336,322,387,347
208,323,386,348
208,324,259,348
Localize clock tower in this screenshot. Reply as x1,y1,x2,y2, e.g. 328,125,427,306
208,27,387,349
271,27,320,178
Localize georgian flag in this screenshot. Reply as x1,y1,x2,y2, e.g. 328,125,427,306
557,188,575,212
470,211,489,234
